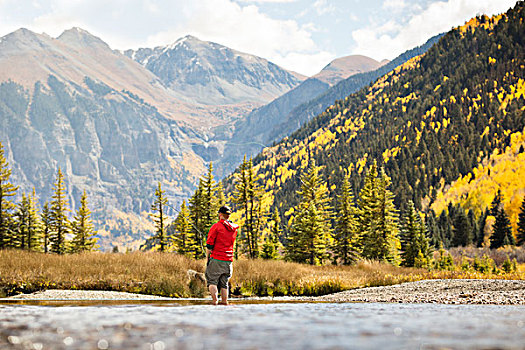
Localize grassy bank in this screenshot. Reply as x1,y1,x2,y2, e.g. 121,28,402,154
1,250,524,298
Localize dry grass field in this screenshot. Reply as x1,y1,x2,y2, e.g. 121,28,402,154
1,250,524,298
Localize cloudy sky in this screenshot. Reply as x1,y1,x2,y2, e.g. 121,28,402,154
0,0,517,75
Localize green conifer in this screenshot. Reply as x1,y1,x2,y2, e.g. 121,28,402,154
50,168,70,254
150,182,168,252
357,162,400,264
334,174,359,265
15,190,42,250
286,160,332,265
491,206,514,249
517,196,525,246
261,208,282,260
451,209,472,247
400,201,431,267
70,191,97,252
173,200,195,256
201,163,217,231
41,201,52,253
189,179,206,258
233,156,264,258
0,141,18,248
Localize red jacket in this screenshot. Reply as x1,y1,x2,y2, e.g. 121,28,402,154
206,219,238,261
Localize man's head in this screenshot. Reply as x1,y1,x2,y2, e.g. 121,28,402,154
218,206,231,220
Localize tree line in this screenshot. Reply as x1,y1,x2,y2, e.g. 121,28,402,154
155,155,525,267
0,142,97,253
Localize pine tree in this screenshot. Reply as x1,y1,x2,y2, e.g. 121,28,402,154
518,196,525,246
261,208,282,260
70,190,97,252
150,182,168,252
173,200,195,256
233,156,265,258
451,209,472,247
286,160,332,265
15,190,42,250
0,141,18,248
400,201,431,267
201,163,217,232
50,168,70,254
189,179,206,258
334,174,359,265
357,162,400,264
490,190,502,216
41,202,52,253
491,207,514,249
476,209,488,247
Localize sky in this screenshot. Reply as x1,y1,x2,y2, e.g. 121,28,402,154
0,0,517,76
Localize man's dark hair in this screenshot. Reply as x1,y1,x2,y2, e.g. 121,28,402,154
218,206,231,215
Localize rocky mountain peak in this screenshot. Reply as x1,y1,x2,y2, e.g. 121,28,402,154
125,35,303,105
57,27,111,50
313,55,387,86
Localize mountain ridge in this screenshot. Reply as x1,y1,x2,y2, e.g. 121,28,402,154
124,35,305,105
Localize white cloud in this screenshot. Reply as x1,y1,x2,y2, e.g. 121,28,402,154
145,0,329,75
382,0,407,11
313,0,336,15
351,0,517,61
0,0,334,75
238,0,297,2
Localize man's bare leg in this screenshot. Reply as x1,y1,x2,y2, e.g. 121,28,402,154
220,288,228,305
209,285,218,305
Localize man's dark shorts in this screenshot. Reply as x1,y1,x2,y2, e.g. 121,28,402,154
205,258,232,290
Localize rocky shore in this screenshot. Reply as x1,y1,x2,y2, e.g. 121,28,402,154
317,279,525,305
2,279,525,305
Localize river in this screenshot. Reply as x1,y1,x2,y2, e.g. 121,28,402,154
1,301,524,349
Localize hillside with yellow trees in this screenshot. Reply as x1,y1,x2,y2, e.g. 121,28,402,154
219,2,524,251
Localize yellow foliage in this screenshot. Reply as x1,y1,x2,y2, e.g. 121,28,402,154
431,127,525,233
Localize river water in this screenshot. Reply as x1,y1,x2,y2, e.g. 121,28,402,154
1,301,524,349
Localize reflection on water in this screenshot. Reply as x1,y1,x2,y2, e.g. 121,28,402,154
1,302,525,349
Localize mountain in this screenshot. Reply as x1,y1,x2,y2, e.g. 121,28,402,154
124,35,305,105
215,35,442,178
0,28,207,249
313,55,387,86
223,2,524,237
0,27,312,250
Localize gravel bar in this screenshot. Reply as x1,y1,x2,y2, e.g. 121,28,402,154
317,279,525,305
2,279,525,304
1,289,172,301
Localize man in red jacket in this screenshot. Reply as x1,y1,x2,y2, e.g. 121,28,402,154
205,206,239,305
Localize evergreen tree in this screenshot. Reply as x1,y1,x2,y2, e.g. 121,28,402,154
41,201,52,253
150,182,168,252
490,190,502,216
451,209,471,247
233,156,265,258
476,209,488,247
201,163,217,231
400,201,431,267
491,207,514,249
15,190,42,250
357,162,400,264
0,141,18,248
334,173,359,265
70,190,97,252
518,196,525,246
50,168,70,254
172,200,195,256
189,179,206,258
286,160,332,265
261,208,282,260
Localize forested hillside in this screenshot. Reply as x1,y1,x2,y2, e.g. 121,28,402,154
223,2,524,246
216,34,443,177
